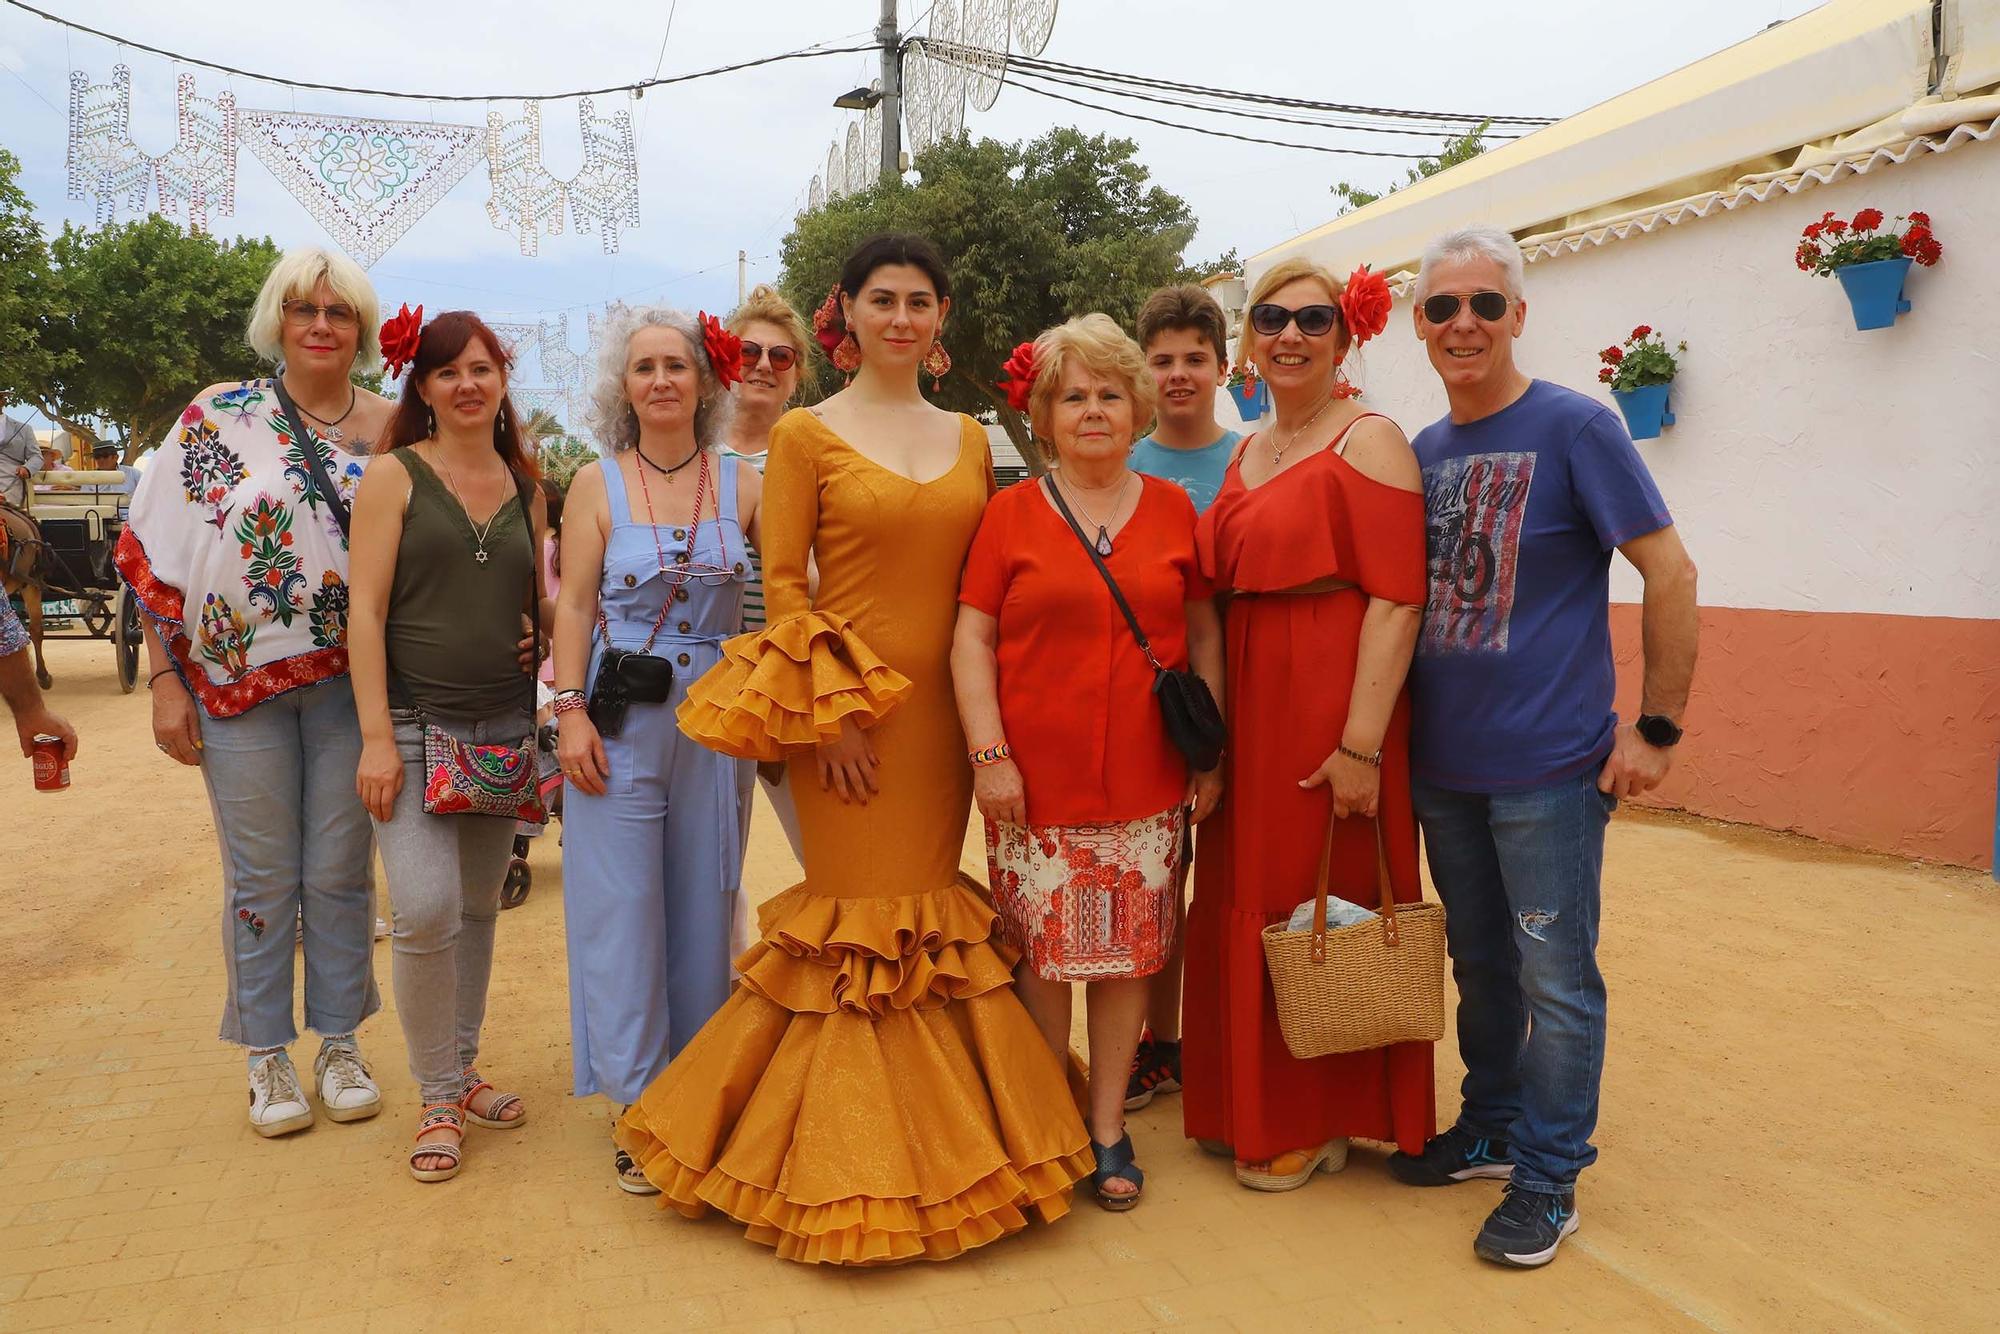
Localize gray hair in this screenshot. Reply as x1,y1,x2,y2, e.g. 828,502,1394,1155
585,304,734,453
1416,225,1526,302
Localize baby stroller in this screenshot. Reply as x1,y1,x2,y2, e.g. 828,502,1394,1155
501,686,565,910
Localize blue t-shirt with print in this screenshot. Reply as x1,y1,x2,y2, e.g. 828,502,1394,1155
1409,379,1671,792
1130,429,1239,515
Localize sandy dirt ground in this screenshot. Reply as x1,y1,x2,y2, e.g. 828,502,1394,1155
2,637,1996,1333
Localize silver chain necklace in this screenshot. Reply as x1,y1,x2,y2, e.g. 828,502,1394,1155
430,448,503,566
1056,472,1133,557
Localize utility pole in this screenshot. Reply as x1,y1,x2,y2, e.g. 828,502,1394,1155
737,250,747,304
877,0,901,181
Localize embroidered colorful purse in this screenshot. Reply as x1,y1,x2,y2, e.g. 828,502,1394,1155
421,725,544,821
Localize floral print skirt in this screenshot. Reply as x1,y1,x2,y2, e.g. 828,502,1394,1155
986,803,1186,982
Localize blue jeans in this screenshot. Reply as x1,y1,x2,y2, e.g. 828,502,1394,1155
202,679,380,1048
1411,770,1613,1194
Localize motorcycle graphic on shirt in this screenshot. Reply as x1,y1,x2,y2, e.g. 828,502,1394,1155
1420,451,1536,655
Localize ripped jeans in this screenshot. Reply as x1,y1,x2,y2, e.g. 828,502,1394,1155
1412,770,1613,1194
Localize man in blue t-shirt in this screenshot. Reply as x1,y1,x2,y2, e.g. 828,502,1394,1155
1117,284,1240,1116
1388,226,1699,1270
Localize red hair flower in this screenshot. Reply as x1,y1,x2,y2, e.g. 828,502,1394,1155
1630,324,1652,341
379,303,424,378
698,311,744,389
1339,265,1393,344
811,285,845,357
998,341,1038,414
1851,208,1884,232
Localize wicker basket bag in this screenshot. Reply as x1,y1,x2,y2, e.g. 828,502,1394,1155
1260,814,1447,1059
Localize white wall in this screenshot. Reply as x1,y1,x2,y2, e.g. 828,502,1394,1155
1309,144,2000,619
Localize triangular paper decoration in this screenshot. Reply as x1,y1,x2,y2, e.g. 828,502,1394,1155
239,112,483,268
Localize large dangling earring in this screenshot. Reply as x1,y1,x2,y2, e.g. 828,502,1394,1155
1332,356,1362,400
923,337,952,390
832,331,862,375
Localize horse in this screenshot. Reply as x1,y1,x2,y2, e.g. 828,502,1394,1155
0,500,52,689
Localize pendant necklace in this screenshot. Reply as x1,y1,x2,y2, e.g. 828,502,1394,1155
432,449,503,566
1057,473,1132,557
1270,390,1339,468
293,383,358,444
636,442,699,478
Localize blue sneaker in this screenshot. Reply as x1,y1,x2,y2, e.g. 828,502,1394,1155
1474,1184,1578,1268
1387,1125,1514,1186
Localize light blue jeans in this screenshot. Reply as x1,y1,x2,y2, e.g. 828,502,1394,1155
1412,769,1614,1195
202,678,379,1049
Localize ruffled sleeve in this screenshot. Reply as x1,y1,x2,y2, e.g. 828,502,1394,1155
1340,473,1427,607
675,412,911,759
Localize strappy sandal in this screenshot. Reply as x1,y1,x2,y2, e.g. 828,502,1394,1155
1090,1133,1145,1212
1234,1139,1348,1192
614,1146,660,1196
459,1067,526,1130
409,1103,464,1183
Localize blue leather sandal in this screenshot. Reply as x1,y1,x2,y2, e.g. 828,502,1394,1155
1091,1133,1145,1212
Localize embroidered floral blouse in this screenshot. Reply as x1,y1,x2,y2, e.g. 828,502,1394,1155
114,379,369,719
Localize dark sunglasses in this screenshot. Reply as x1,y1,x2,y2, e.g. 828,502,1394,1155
1249,302,1339,337
1421,291,1511,324
739,340,799,372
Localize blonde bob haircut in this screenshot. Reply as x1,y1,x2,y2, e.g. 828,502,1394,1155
245,246,383,372
1026,313,1157,458
726,284,818,397
1236,256,1352,370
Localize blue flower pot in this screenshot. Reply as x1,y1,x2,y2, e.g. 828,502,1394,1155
1611,382,1674,440
1834,256,1913,330
1228,380,1268,422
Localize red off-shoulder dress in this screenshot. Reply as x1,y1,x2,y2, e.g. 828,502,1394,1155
1182,422,1437,1161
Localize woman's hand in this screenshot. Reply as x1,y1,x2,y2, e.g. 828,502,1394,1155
356,735,404,822
1300,749,1380,820
557,711,610,797
816,716,879,805
1186,766,1223,824
973,758,1027,827
150,674,203,766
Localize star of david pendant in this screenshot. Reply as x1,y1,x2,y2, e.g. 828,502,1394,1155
475,550,490,564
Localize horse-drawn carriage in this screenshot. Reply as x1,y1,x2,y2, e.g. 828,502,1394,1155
1,471,144,691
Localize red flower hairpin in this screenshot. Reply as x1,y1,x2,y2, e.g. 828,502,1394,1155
811,285,846,356
379,303,424,378
998,340,1038,414
698,311,744,389
1339,266,1392,345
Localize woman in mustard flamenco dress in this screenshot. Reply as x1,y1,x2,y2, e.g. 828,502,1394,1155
615,233,1093,1265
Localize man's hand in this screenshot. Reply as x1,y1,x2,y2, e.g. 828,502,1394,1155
1598,723,1673,800
15,704,76,761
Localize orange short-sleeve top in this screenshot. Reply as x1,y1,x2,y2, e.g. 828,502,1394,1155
959,475,1213,827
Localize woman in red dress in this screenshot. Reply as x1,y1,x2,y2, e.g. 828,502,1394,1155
1183,257,1435,1190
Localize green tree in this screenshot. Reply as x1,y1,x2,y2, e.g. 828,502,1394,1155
20,216,280,459
0,148,53,419
521,407,566,445
537,435,597,492
780,128,1202,472
1332,120,1493,215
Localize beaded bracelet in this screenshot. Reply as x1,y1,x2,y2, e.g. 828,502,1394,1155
1338,744,1382,768
969,742,1013,767
551,691,589,716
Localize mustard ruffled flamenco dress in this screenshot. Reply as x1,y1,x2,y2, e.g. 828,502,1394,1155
615,409,1092,1265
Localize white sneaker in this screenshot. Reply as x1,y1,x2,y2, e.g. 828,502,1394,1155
374,916,390,939
314,1043,382,1123
248,1052,314,1137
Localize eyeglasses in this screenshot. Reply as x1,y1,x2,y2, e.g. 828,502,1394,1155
1249,303,1339,337
1420,291,1510,324
282,300,359,330
739,341,799,372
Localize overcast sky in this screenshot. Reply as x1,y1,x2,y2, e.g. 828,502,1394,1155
2,0,1823,400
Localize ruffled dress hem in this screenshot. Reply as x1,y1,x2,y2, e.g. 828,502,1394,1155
676,610,912,761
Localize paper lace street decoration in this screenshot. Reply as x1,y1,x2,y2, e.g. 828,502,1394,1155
487,322,542,362
239,112,483,268
67,65,237,231
487,101,641,257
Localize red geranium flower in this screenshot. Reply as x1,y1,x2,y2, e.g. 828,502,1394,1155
1339,265,1393,344
1630,324,1652,341
1824,219,1847,236
1851,208,1884,232
1912,237,1943,267
1603,345,1624,364
697,311,744,389
1802,221,1824,240
379,303,424,379
1907,210,1930,227
1598,367,1615,383
999,340,1038,414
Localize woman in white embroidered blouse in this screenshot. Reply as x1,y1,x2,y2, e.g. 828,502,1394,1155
115,246,395,1141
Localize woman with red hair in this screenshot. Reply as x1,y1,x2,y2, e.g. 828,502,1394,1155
346,310,550,1182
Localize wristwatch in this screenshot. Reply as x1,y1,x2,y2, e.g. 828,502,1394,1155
1635,713,1683,748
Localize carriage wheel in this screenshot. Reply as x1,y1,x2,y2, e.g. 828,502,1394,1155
500,858,532,910
83,599,112,639
114,586,141,693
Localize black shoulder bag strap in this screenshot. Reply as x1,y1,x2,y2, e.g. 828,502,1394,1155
1043,476,1165,673
515,468,542,713
270,373,353,541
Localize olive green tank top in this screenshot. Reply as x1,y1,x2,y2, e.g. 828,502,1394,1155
385,447,535,718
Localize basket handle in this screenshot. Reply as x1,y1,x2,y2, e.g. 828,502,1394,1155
1309,814,1399,964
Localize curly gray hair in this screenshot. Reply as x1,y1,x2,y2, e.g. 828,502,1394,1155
585,304,734,453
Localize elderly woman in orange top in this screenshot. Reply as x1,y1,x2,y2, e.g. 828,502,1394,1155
953,314,1225,1211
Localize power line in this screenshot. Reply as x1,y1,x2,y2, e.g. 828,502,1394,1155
0,0,871,102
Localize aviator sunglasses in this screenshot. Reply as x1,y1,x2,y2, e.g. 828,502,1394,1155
1249,302,1340,337
739,340,799,372
1421,290,1511,324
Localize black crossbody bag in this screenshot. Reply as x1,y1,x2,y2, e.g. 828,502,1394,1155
1043,477,1226,772
271,375,354,539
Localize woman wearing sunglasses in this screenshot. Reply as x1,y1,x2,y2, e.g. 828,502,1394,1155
552,305,760,1192
1181,256,1438,1190
722,286,814,871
